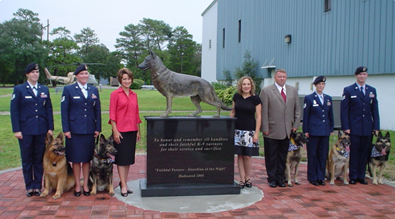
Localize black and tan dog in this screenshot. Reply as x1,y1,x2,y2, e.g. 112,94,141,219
285,131,308,187
326,131,351,185
40,132,75,199
138,50,232,117
88,134,118,196
369,132,391,185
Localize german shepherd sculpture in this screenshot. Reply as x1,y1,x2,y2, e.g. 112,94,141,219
138,50,232,117
89,134,118,195
40,132,75,199
326,131,351,185
285,131,308,187
369,131,391,185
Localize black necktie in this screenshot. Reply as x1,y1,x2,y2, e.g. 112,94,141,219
360,86,364,95
33,87,37,96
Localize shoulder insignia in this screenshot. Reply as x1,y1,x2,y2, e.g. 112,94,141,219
61,96,65,102
11,94,15,100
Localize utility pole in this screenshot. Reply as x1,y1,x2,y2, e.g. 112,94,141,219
41,19,50,41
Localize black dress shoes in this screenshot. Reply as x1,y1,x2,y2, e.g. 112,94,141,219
83,190,90,196
74,191,81,197
277,181,286,187
269,181,277,188
358,179,368,185
26,191,33,197
349,179,357,184
309,181,319,186
318,180,325,186
34,191,41,196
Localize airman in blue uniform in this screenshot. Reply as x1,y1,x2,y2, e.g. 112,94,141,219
61,64,101,196
10,63,54,197
303,76,334,186
341,66,380,185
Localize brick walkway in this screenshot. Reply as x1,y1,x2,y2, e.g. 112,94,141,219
1,155,395,218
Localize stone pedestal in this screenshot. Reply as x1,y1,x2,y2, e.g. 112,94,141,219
140,116,240,197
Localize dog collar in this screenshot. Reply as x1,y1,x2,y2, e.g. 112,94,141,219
290,138,296,145
336,146,350,158
100,158,113,164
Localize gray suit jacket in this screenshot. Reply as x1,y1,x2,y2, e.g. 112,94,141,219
259,84,301,140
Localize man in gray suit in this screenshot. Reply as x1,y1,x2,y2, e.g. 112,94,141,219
259,68,301,188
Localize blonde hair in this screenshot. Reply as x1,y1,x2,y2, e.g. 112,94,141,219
236,76,256,95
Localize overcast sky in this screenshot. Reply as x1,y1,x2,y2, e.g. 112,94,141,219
0,0,214,51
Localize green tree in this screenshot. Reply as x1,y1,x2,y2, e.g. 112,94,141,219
139,18,172,51
83,44,110,80
0,22,16,85
0,9,48,85
115,23,144,68
234,50,262,94
74,27,99,56
167,26,198,76
45,27,81,86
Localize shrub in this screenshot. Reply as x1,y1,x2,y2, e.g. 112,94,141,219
130,79,145,89
216,86,237,106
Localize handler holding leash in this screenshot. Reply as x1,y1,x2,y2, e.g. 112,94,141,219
109,68,141,197
61,64,101,196
341,66,380,185
303,76,334,186
10,63,54,197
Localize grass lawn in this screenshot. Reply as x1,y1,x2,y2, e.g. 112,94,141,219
1,87,395,181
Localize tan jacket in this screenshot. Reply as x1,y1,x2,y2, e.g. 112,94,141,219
259,84,301,140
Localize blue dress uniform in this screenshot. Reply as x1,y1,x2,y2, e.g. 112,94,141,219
303,89,334,184
341,67,380,183
61,82,101,163
10,77,54,192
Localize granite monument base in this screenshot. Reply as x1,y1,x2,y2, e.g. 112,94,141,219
141,116,240,197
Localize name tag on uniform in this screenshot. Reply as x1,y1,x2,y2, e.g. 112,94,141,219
73,96,81,99
351,95,357,98
25,96,32,99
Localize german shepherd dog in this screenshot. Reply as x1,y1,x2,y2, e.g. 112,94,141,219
326,131,351,185
369,132,391,185
285,131,308,187
138,50,232,117
88,134,118,195
40,132,75,199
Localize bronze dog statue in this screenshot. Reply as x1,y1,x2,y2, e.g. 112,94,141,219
138,50,232,117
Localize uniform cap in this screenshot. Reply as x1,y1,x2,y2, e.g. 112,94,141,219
74,64,88,75
25,63,38,74
313,76,326,85
354,66,367,75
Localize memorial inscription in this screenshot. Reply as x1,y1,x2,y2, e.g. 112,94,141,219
141,116,240,196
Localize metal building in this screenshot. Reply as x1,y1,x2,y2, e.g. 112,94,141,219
201,0,395,130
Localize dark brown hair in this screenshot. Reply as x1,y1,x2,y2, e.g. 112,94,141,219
117,68,133,84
